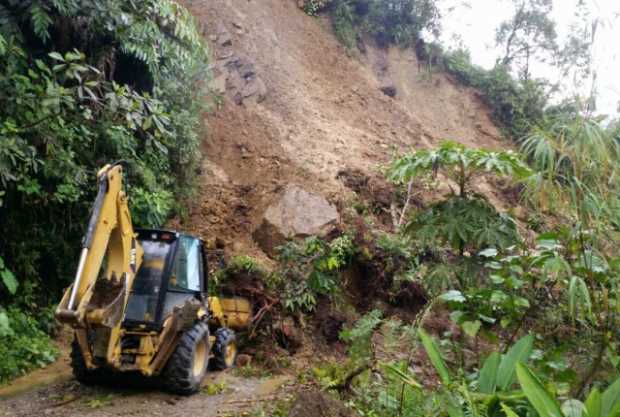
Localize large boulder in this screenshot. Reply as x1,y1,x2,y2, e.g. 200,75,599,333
253,185,339,256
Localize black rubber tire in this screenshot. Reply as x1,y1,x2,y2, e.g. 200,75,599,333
211,327,237,371
162,321,210,395
70,337,112,385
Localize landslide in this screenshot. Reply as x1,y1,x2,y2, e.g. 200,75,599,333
174,0,509,257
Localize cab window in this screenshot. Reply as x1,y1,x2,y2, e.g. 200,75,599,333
169,236,202,292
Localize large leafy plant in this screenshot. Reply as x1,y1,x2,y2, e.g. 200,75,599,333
388,141,531,253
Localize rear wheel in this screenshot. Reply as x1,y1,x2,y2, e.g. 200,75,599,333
211,327,237,370
162,321,209,395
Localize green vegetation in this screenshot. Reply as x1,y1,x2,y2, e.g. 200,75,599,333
0,0,209,380
389,141,530,253
303,0,440,48
443,50,549,139
0,307,58,382
277,235,355,312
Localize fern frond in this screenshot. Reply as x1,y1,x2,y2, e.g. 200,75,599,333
29,2,52,42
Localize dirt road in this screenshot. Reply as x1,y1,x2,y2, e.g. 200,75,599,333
0,367,294,417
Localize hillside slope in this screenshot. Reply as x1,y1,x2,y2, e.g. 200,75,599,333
176,0,508,257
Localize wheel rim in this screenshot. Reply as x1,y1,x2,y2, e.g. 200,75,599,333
193,339,207,378
225,342,237,367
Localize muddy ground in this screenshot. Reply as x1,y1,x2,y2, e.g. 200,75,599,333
1,368,295,417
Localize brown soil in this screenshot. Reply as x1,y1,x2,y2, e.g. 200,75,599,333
173,0,509,261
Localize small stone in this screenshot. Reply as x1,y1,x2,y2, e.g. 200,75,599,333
208,74,227,95
380,85,397,98
236,354,252,367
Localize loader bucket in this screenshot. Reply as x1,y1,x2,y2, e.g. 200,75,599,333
85,275,127,328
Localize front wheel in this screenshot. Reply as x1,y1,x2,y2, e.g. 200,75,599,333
211,327,237,370
162,321,210,395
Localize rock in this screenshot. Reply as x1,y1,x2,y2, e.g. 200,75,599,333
208,74,227,95
253,185,340,256
274,316,303,353
380,85,397,98
236,354,252,367
287,390,357,417
241,77,267,102
216,23,232,47
224,55,267,105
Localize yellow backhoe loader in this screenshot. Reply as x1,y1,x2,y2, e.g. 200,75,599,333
55,163,252,394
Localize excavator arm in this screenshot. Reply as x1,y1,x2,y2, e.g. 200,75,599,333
56,164,143,367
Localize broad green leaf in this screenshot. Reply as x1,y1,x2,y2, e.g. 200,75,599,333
516,362,563,417
609,401,620,417
1,268,18,295
462,320,481,338
501,403,520,417
0,310,11,337
602,378,620,417
584,388,601,417
418,329,450,385
440,290,466,303
479,248,498,258
48,51,65,61
497,334,534,390
569,276,592,320
562,399,585,417
478,352,500,394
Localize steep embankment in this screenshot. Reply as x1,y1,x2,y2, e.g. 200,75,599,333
0,0,513,413
175,0,508,257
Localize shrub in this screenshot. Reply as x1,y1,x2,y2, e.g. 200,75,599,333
323,0,441,49
0,307,58,383
389,141,530,253
277,236,355,313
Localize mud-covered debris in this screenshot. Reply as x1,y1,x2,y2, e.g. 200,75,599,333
236,354,252,367
274,317,303,353
287,390,357,417
336,168,396,216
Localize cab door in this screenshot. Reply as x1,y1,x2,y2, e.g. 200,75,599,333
161,235,204,319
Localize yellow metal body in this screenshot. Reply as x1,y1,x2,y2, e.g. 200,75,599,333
55,163,252,378
56,164,144,369
208,296,252,330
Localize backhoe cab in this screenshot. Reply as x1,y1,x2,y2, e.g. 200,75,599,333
56,164,251,394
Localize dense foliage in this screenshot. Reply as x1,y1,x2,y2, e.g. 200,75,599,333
0,307,57,383
0,0,209,381
303,0,441,48
0,0,209,304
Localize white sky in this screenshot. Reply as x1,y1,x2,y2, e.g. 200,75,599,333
439,0,620,117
